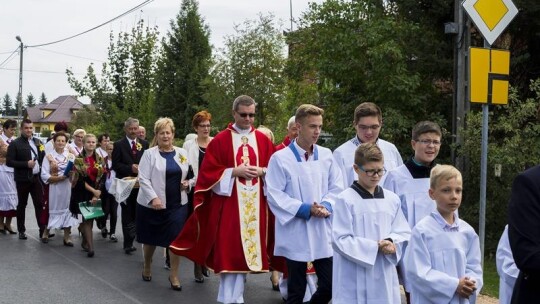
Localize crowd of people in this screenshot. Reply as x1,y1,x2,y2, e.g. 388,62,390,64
0,94,534,303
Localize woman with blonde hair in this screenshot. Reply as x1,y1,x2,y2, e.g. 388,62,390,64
137,117,194,290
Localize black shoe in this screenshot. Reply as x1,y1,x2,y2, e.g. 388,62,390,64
168,277,182,291
109,234,118,242
124,246,137,255
48,233,55,238
63,240,74,247
18,232,27,240
87,250,95,258
101,228,108,239
41,237,49,244
0,227,6,235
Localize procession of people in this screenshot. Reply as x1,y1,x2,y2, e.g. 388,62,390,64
7,94,540,303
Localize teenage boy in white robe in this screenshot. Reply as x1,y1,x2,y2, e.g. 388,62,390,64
266,104,343,304
404,165,483,304
496,225,519,304
333,102,402,188
383,121,442,301
332,143,411,304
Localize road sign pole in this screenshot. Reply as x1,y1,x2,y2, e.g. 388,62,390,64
479,102,488,268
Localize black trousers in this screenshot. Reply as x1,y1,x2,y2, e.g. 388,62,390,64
121,189,138,248
286,257,333,304
97,192,118,235
16,175,44,235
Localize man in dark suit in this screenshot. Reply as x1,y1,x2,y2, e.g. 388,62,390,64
508,165,540,303
112,117,148,254
6,119,45,240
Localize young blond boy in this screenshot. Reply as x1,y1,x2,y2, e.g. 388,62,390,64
332,143,410,304
404,165,483,304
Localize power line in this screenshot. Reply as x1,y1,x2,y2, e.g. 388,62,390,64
0,47,19,68
26,0,154,48
0,67,100,76
33,47,105,63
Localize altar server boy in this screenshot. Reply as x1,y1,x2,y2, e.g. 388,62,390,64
332,143,411,304
404,165,483,304
266,104,344,304
496,225,519,304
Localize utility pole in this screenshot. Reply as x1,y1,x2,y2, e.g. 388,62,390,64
451,0,470,171
16,35,24,127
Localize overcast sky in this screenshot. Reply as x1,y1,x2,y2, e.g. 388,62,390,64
0,0,322,105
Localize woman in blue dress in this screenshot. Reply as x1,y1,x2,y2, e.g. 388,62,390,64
136,117,194,291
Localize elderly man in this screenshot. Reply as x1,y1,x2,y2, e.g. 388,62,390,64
171,95,275,303
275,116,299,151
138,126,146,140
112,117,149,254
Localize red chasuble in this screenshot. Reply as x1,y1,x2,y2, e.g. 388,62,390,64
170,124,275,273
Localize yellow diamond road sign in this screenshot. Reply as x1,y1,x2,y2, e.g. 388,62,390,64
463,0,518,45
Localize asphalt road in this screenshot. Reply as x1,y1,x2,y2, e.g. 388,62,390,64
1,203,284,304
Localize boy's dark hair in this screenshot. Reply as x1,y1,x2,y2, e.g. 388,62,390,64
353,102,382,125
412,121,442,140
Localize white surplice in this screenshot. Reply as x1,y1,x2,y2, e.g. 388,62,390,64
266,141,344,262
496,225,519,304
382,164,435,291
333,137,402,188
332,186,411,304
404,212,483,304
383,164,435,228
41,150,79,229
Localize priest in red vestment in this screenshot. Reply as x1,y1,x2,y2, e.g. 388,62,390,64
170,95,275,303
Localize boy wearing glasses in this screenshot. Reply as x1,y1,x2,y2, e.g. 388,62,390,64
266,104,343,304
332,143,410,304
383,120,442,301
404,165,482,303
333,102,402,188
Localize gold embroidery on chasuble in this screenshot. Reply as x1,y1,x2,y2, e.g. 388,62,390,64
232,131,262,271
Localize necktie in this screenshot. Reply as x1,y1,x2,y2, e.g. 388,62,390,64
304,152,309,161
131,140,137,158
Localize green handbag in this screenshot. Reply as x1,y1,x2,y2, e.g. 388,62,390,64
78,200,105,220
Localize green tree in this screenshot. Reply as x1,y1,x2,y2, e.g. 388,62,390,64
286,0,448,153
67,19,160,138
39,92,48,104
459,79,540,254
2,93,13,116
26,93,36,108
207,13,287,134
155,0,211,138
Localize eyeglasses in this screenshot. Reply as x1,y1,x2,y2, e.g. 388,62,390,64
74,135,84,139
357,124,380,131
358,165,386,177
237,112,256,118
198,124,211,128
416,139,441,146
